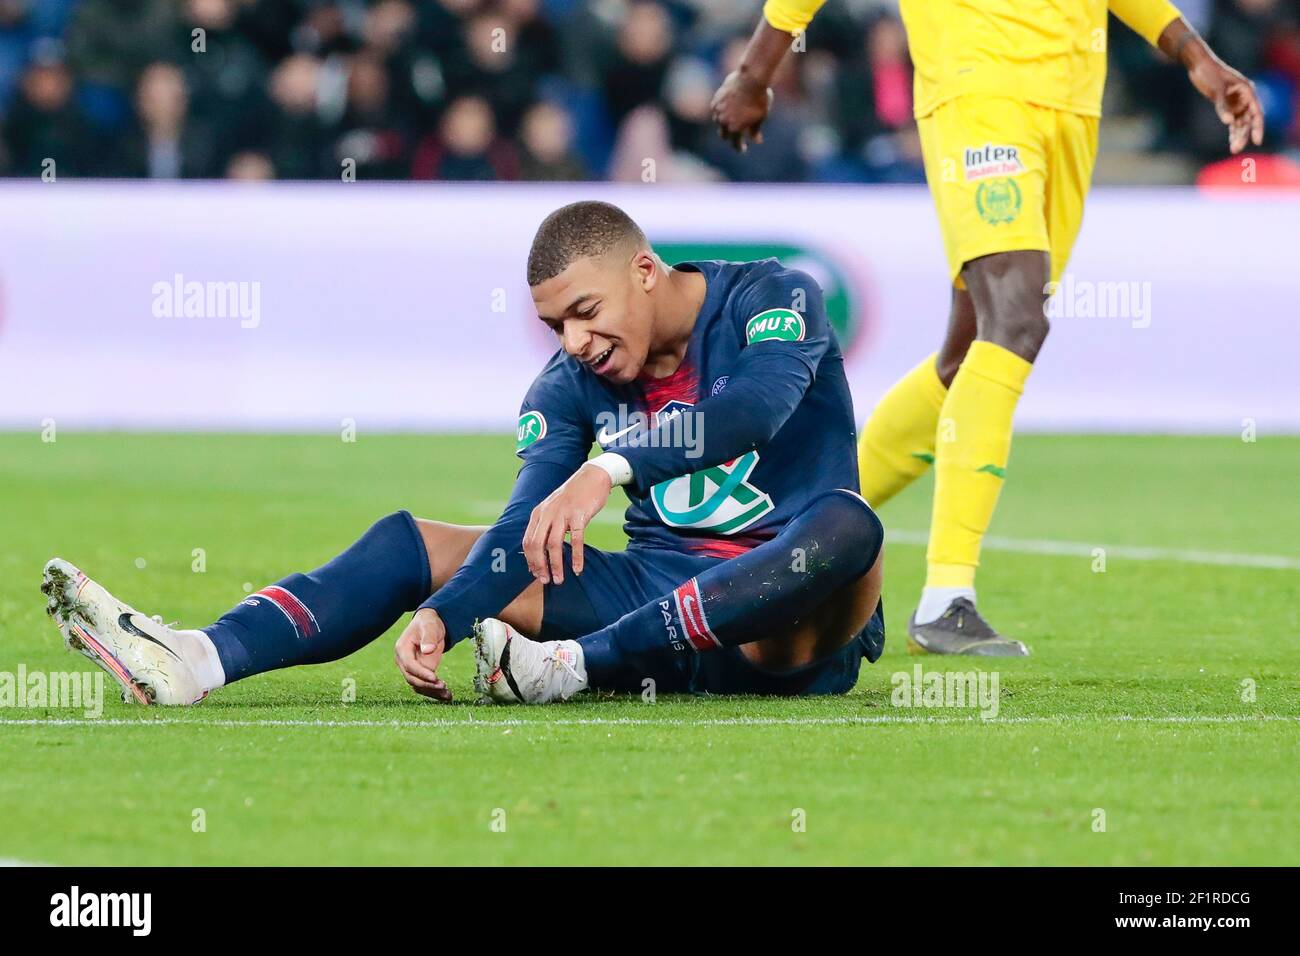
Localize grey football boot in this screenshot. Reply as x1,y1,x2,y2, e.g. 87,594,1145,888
906,597,1029,657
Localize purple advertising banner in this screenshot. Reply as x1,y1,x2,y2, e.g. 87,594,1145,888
0,182,1295,432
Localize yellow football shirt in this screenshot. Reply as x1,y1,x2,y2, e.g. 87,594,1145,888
762,0,1182,117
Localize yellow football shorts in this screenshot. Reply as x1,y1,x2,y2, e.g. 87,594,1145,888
917,94,1099,286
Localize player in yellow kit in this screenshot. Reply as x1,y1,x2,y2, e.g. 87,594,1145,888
713,0,1263,655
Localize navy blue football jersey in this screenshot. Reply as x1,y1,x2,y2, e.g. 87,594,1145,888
514,259,859,558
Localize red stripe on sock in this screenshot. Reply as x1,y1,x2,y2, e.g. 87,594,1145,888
673,577,720,652
256,586,320,639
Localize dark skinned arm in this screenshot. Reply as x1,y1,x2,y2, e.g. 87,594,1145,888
709,18,789,152
1157,16,1264,154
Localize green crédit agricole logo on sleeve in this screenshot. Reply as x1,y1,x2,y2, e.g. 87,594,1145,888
516,410,547,452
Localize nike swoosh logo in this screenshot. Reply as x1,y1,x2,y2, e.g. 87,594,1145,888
682,595,700,630
118,612,182,661
596,423,641,445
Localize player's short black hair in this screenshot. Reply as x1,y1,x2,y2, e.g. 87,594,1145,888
527,201,647,286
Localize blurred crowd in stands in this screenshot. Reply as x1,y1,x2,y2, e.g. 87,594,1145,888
2,0,1298,184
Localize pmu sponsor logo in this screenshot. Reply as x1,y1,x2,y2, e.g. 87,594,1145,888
963,143,1025,181
745,308,805,344
49,886,152,936
516,410,547,452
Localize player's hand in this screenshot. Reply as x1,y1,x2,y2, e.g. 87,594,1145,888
1188,56,1264,154
711,70,774,152
394,607,452,702
523,462,612,586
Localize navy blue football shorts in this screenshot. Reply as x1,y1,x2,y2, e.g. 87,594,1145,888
537,543,884,697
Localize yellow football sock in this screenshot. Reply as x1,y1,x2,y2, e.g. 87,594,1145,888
926,341,1033,589
857,353,948,507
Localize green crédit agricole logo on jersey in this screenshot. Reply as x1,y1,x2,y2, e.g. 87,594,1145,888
516,410,547,452
651,450,774,535
655,242,861,351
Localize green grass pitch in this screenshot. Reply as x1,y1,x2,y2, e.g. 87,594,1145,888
1,432,1297,865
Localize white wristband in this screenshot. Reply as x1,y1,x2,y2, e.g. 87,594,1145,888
586,452,634,487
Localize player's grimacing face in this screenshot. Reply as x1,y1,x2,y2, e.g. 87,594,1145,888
530,251,655,385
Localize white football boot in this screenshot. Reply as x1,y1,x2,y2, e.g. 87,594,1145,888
42,558,223,705
472,618,588,704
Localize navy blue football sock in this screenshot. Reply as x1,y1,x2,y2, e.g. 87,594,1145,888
579,490,883,687
203,510,431,683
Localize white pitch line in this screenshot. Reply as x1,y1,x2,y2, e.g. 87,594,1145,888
1,715,1295,729
0,858,50,867
887,530,1300,571
467,504,1300,570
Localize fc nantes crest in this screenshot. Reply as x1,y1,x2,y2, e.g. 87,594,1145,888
975,177,1022,225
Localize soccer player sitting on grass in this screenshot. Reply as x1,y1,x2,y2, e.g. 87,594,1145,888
42,200,885,706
